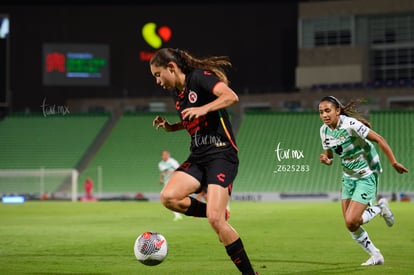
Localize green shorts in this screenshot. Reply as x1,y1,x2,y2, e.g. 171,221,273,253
341,173,378,205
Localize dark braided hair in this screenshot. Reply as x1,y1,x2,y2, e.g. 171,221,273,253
320,96,371,128
150,48,232,85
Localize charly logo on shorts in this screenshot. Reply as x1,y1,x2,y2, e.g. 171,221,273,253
188,90,198,103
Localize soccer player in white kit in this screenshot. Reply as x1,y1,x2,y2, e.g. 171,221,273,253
318,96,408,266
158,150,182,221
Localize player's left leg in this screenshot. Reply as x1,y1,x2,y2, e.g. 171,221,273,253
361,174,392,226
378,197,394,226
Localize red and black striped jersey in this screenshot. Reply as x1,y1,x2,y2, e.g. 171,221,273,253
172,69,238,156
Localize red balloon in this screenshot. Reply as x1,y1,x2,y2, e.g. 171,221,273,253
158,26,172,42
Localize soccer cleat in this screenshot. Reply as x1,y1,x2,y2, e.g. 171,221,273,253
361,253,384,266
378,198,394,227
173,215,183,221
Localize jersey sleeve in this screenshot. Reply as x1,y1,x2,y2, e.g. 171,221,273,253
348,117,370,138
192,69,221,94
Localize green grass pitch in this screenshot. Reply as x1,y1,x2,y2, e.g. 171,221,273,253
1,201,413,274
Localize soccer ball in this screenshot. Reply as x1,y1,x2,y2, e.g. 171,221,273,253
134,231,168,266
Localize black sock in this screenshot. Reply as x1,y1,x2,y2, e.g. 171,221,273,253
184,197,207,217
225,238,255,275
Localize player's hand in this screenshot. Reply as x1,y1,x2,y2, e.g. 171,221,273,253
392,162,409,174
153,116,171,131
319,154,332,165
181,107,207,121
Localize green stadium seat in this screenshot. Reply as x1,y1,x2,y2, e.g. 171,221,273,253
0,113,110,193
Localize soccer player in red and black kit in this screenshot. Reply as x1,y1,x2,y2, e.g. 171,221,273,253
150,48,257,275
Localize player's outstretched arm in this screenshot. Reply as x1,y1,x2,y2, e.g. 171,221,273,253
153,116,184,132
367,130,409,174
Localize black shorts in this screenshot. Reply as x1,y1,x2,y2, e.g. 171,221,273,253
176,149,239,195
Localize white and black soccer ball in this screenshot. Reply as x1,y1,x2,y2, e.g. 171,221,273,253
134,231,168,266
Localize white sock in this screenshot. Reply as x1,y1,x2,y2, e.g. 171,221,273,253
351,227,380,255
173,212,181,217
362,205,381,224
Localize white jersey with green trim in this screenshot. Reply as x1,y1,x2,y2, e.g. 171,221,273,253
158,157,180,184
320,115,383,179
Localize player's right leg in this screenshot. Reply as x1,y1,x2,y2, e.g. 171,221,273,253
343,199,384,265
342,174,385,266
159,171,200,214
207,184,257,275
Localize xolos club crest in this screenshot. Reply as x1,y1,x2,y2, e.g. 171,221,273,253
188,90,198,103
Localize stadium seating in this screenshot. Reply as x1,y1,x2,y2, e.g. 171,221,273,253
0,112,110,169
236,111,413,193
0,113,110,193
79,112,189,193
236,112,342,193
370,111,414,192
